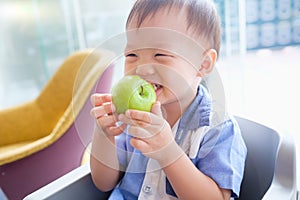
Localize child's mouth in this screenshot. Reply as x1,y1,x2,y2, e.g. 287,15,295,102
153,83,162,91
152,83,163,96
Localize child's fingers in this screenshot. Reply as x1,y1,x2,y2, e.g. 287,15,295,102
119,109,167,133
130,137,149,151
96,115,118,128
90,93,111,106
91,103,115,118
128,126,153,139
107,123,127,136
119,113,150,128
123,109,161,125
151,101,163,117
120,113,167,139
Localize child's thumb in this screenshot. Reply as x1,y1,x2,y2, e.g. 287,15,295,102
151,101,163,117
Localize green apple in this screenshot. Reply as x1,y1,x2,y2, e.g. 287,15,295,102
111,75,156,114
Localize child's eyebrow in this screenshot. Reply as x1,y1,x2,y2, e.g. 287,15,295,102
125,42,175,52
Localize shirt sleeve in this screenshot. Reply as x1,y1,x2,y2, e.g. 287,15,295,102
192,117,247,198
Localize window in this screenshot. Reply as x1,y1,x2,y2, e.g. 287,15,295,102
0,0,299,144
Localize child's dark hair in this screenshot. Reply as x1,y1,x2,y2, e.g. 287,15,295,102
126,0,221,55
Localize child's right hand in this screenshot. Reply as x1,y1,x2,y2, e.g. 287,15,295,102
90,93,126,137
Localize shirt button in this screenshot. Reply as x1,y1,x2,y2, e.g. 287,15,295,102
143,185,152,193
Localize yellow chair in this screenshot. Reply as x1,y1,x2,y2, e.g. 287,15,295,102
0,49,115,200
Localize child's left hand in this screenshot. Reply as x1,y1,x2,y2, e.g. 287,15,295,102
118,101,184,166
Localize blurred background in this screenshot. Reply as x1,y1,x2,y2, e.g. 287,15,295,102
0,0,299,144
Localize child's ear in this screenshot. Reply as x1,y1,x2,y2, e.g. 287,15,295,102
197,49,217,77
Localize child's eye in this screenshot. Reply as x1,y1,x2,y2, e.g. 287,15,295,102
125,53,138,63
126,53,137,57
155,53,168,57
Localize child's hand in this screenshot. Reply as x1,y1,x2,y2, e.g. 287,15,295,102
119,102,183,166
90,94,126,137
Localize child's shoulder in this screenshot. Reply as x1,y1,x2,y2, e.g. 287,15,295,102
201,115,244,146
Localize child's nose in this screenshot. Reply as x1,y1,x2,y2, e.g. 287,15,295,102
135,64,155,76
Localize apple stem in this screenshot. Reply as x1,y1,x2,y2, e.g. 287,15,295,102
140,86,144,95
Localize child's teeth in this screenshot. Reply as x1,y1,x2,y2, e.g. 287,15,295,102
152,83,162,91
153,84,158,90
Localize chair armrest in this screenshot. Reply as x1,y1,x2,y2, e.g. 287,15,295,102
23,164,111,200
263,133,298,200
0,188,8,200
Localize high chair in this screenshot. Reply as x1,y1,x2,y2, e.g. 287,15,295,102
23,116,299,200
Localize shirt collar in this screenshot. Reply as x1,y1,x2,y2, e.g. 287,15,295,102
175,85,211,144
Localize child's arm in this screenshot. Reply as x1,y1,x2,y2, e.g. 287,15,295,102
89,94,126,192
119,102,231,200
163,153,231,200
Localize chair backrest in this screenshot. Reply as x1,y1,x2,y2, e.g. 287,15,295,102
0,49,115,200
235,117,280,200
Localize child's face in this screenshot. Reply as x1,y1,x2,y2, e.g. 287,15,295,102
124,7,206,109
